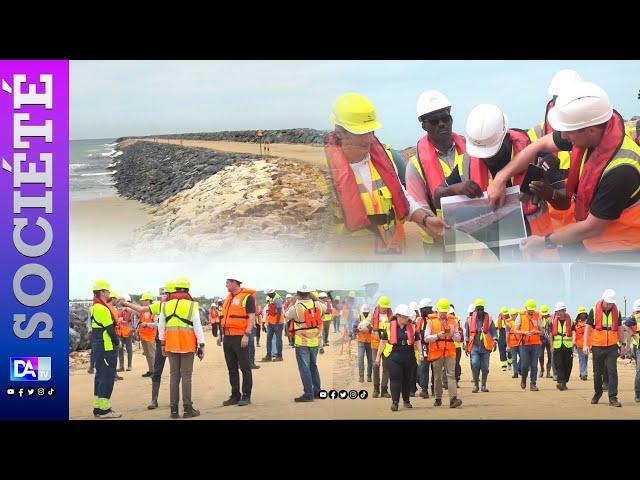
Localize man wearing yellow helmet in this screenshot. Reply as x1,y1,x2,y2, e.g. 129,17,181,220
514,299,543,391
372,295,393,398
89,280,122,418
325,93,448,255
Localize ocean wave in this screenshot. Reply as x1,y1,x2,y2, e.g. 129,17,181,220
70,163,89,170
81,171,116,177
104,143,117,147
111,150,123,158
101,149,117,157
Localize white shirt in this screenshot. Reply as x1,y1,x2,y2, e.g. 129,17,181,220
158,305,205,351
349,154,422,216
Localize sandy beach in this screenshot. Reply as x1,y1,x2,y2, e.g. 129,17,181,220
70,196,150,262
69,327,640,420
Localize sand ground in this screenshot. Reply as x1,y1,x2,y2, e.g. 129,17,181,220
69,327,640,420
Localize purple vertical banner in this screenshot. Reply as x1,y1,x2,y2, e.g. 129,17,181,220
0,61,69,420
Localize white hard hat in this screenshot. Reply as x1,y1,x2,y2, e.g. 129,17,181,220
285,294,292,299
467,303,476,314
602,289,616,304
361,304,370,313
465,104,509,159
265,287,275,294
419,297,433,308
409,301,418,312
226,274,242,283
296,282,312,293
319,292,328,298
554,301,567,312
416,90,452,119
548,69,582,96
633,299,640,311
547,81,612,132
124,294,131,302
449,306,456,314
394,304,412,318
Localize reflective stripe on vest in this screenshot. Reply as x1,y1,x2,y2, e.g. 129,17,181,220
164,298,198,353
519,311,541,345
466,311,494,352
592,301,619,347
291,300,322,347
91,303,115,351
221,289,254,335
427,315,457,361
552,314,573,349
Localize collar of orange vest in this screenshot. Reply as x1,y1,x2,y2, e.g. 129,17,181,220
324,131,410,231
566,111,625,221
171,292,192,301
416,131,466,197
93,296,117,321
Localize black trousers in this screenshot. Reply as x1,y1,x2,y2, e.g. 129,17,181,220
152,336,167,383
553,346,573,383
385,353,414,403
455,347,462,381
223,334,253,398
592,345,618,398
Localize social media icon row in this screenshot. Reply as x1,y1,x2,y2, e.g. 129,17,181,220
6,387,55,397
318,389,368,400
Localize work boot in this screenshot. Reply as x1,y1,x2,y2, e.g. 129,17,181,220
97,409,122,419
141,371,152,378
419,388,429,399
472,371,480,393
250,363,261,369
520,379,526,390
562,383,569,390
381,388,391,398
481,372,489,392
147,381,160,410
126,366,132,371
433,398,442,407
319,348,325,354
115,374,123,381
512,373,519,379
390,402,399,411
261,355,272,362
552,374,557,381
294,395,313,402
591,393,602,404
359,376,364,383
273,356,284,362
556,382,562,390
546,364,552,378
367,376,372,382
450,397,462,408
170,406,179,419
403,401,413,409
634,395,640,403
222,396,240,406
117,367,124,372
87,367,95,374
501,366,507,371
183,406,201,418
373,389,380,398
530,385,539,391
609,397,622,407
237,395,251,406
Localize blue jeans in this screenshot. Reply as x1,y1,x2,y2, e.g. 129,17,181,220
295,346,321,399
497,330,508,366
470,346,490,375
267,323,283,358
357,342,373,379
510,346,520,374
519,344,541,386
247,331,256,364
576,347,589,378
418,359,430,390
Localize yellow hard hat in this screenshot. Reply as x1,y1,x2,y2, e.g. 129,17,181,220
164,281,176,294
335,295,341,300
175,277,190,289
474,298,485,307
92,279,110,292
437,298,450,313
378,295,391,309
540,304,549,315
500,306,508,314
312,291,319,298
577,306,588,314
329,93,383,134
109,291,119,299
140,292,154,301
348,290,356,298
525,299,537,311
509,308,517,316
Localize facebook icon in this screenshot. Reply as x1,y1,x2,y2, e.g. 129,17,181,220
10,357,52,382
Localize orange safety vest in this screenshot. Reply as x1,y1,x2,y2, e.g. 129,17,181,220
591,301,619,347
466,311,495,353
518,311,542,345
209,307,220,324
566,112,640,253
356,314,373,343
221,288,256,336
415,131,466,200
288,301,323,347
426,314,458,361
574,320,589,349
506,317,522,347
266,299,283,325
551,313,572,337
138,311,157,342
116,309,133,338
388,319,414,346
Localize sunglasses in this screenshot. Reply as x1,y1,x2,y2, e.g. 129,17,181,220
421,113,452,125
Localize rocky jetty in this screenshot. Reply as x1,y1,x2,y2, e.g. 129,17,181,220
116,128,327,145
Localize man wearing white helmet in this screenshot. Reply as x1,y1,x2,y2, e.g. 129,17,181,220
433,104,557,246
325,93,448,255
488,82,640,260
318,292,333,348
623,298,640,403
550,301,575,391
407,90,467,253
354,304,374,383
285,283,325,402
584,289,624,407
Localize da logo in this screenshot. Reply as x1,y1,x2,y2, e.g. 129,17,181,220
10,357,52,381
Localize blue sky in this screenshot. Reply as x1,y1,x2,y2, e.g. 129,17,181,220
70,60,640,146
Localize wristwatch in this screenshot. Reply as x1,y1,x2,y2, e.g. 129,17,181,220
544,234,556,249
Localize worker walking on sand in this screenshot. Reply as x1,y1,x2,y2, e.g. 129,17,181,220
416,298,435,398
137,292,158,377
332,295,341,333
372,296,393,398
262,288,284,362
465,299,497,393
574,306,590,381
285,283,324,402
210,300,221,338
219,274,256,407
376,304,423,411
514,300,543,391
424,298,463,408
506,308,521,377
623,299,640,402
551,301,575,391
584,289,624,407
539,305,555,380
90,280,121,418
319,292,333,347
354,304,374,383
495,306,511,371
158,277,205,419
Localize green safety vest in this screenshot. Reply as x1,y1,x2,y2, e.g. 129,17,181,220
91,303,115,351
552,319,573,349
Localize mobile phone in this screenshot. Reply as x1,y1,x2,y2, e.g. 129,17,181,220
521,163,545,195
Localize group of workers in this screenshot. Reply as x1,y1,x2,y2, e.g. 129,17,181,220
325,70,640,260
87,273,640,418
